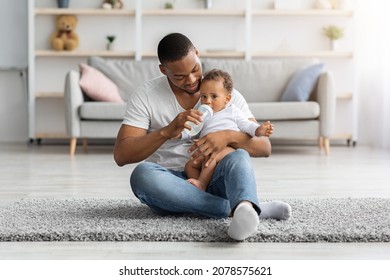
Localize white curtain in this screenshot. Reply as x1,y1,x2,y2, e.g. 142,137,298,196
355,0,390,148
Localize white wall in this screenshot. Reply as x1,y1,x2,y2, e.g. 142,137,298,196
0,71,28,142
0,0,28,143
1,0,358,143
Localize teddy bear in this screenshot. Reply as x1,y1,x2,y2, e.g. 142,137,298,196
101,0,123,9
50,15,79,51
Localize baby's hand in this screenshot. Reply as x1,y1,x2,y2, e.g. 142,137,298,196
258,121,274,137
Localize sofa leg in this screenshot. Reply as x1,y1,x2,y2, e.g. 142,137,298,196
70,137,77,158
318,137,324,150
83,138,88,153
324,137,330,156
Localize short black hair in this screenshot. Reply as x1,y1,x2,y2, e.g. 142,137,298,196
157,33,195,64
202,69,233,94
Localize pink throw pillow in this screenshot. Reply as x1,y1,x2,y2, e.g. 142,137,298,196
79,63,124,103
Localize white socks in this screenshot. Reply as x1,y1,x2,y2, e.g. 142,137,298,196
227,203,259,241
227,201,292,241
259,200,292,220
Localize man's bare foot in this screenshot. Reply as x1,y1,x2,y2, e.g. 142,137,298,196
187,178,207,191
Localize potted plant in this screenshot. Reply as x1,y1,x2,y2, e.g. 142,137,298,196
323,25,344,50
164,2,174,9
106,35,116,51
57,0,70,8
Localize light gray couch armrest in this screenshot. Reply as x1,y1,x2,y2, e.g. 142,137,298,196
316,71,336,138
64,70,83,138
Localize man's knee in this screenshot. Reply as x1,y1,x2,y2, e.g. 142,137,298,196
130,162,160,192
224,149,251,166
217,149,253,177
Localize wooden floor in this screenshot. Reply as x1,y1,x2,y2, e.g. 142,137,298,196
1,143,390,260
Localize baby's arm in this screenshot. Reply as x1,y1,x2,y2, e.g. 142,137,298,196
255,121,274,137
232,105,273,138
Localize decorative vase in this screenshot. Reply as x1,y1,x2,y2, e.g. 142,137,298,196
57,0,70,8
204,0,213,9
330,39,338,51
314,0,332,10
106,42,115,51
338,0,355,10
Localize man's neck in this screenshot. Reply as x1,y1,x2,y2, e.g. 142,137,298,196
168,79,200,110
175,90,200,110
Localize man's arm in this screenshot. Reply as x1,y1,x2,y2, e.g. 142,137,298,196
114,109,204,166
114,125,169,166
188,118,272,167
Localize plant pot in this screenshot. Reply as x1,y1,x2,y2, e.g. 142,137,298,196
57,0,70,8
204,0,213,9
330,40,338,51
338,0,355,10
106,43,115,51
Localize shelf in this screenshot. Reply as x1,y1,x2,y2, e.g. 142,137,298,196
143,9,245,16
35,50,135,58
34,8,352,17
251,9,353,17
142,50,245,58
35,8,135,16
142,51,353,58
251,51,353,58
143,51,245,58
35,92,63,98
35,50,351,59
35,8,352,17
201,51,246,58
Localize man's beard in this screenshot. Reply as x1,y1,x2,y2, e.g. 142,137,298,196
183,81,201,95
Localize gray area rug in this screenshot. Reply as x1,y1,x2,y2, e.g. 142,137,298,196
1,198,389,242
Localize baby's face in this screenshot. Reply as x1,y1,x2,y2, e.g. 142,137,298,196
199,79,231,113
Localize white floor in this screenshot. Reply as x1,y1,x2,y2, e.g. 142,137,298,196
1,143,390,260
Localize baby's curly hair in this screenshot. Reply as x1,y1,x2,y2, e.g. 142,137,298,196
202,69,233,94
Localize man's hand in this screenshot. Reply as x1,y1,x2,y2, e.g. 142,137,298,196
160,109,204,139
114,108,206,166
188,130,229,167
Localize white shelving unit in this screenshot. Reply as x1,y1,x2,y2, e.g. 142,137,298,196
28,0,355,143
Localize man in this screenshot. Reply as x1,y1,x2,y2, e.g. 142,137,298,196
114,33,291,241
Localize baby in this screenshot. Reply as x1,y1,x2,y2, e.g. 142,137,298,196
185,69,273,191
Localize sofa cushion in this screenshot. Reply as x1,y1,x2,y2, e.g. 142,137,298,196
280,63,324,102
249,101,320,120
78,63,124,103
88,57,162,102
79,102,126,120
203,58,319,102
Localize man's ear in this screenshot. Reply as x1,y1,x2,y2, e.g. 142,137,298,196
159,64,167,76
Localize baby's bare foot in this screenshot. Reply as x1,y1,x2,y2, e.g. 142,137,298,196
187,178,207,191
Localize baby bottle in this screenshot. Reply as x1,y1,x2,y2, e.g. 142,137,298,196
183,104,213,137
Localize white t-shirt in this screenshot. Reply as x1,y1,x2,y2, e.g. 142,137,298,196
122,76,254,171
199,104,260,138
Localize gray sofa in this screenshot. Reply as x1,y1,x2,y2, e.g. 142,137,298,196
64,57,335,157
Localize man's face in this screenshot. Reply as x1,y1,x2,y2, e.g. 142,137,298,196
159,49,203,95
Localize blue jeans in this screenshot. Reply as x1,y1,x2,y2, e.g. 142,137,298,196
130,149,261,219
